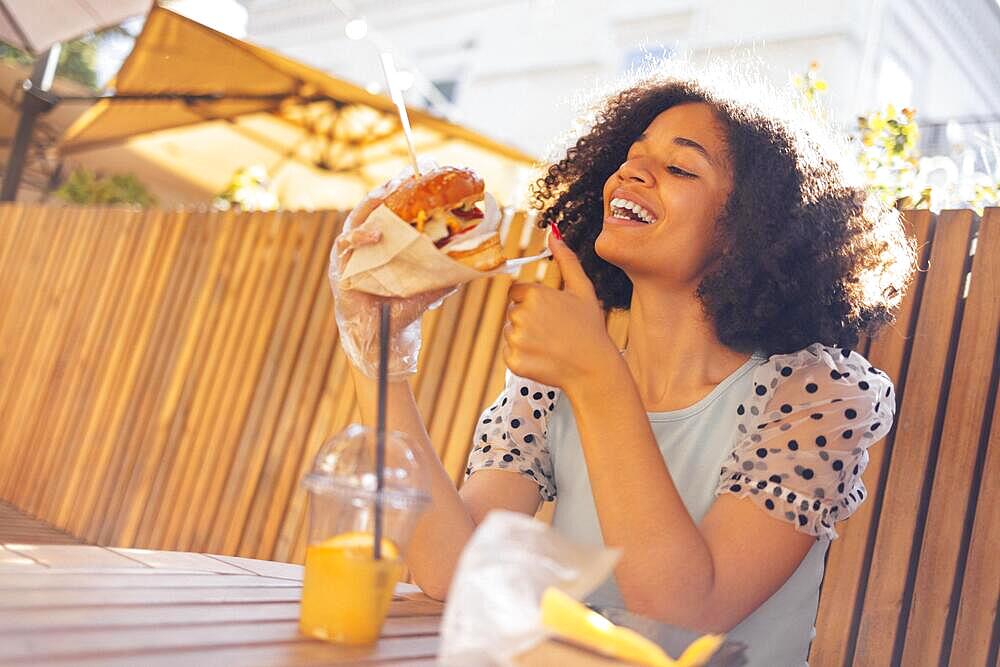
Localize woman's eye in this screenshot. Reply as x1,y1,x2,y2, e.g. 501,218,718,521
668,166,696,178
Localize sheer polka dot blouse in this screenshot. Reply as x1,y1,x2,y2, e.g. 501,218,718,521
464,370,560,501
464,342,895,539
715,343,895,540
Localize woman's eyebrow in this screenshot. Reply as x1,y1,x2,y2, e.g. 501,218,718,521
673,136,716,166
633,133,717,167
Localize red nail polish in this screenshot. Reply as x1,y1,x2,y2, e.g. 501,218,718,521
550,224,563,241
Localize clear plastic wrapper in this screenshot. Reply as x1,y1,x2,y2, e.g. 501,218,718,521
338,193,550,298
328,159,545,379
437,511,747,667
438,510,621,666
327,161,456,380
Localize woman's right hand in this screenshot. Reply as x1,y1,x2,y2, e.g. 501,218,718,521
329,174,455,381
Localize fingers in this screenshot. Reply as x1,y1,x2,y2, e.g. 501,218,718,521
343,194,387,233
419,286,457,311
508,282,539,304
336,228,382,252
547,235,597,301
333,227,383,276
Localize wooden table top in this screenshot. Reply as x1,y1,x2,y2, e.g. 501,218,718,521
0,543,444,666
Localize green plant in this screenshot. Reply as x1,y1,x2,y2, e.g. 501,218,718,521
53,167,156,207
856,105,929,209
793,61,1000,212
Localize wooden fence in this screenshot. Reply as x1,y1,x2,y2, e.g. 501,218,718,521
0,203,997,666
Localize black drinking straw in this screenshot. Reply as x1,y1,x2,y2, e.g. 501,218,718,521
374,302,390,561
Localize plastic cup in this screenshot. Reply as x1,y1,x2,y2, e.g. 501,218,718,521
299,424,430,644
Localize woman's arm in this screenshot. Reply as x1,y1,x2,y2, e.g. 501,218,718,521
349,365,541,600
333,183,542,600
502,237,815,631
565,355,814,632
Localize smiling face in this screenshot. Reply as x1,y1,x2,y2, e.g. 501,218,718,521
597,102,734,287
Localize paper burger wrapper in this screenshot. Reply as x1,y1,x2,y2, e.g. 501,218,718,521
340,202,551,298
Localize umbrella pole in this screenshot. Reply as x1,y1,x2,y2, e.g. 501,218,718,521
1,45,60,202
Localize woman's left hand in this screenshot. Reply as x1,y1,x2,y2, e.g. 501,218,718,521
503,235,621,390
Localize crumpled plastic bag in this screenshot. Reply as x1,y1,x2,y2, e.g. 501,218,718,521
437,510,622,666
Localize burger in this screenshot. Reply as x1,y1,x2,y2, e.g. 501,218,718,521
383,166,505,271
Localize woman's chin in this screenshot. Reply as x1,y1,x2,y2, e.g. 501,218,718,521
595,230,636,269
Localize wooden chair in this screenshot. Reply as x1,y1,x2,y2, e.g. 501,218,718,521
809,209,999,666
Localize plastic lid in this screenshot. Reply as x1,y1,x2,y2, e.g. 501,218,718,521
302,424,431,509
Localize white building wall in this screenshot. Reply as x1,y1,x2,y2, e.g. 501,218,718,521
239,0,1000,158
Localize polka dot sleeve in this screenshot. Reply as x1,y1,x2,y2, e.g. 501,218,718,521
463,370,560,501
716,343,896,540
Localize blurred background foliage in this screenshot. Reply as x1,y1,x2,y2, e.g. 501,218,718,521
53,167,156,207
213,165,280,212
0,37,100,90
794,63,999,214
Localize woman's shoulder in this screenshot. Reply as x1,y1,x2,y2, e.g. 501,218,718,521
719,342,897,539
751,342,894,402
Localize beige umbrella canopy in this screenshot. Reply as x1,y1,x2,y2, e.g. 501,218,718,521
60,5,539,210
0,0,149,54
0,61,207,203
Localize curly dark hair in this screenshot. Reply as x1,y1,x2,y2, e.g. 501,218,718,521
529,73,918,357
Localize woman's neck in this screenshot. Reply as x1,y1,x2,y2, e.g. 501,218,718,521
623,279,754,411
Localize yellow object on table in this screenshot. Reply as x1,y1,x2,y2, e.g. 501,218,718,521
540,587,724,667
299,532,404,645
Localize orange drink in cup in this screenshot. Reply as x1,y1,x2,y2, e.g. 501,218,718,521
300,532,405,643
299,425,430,645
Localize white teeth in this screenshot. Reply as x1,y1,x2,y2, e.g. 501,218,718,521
609,197,655,224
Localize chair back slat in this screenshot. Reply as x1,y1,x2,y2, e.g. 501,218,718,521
810,209,936,665
853,210,978,665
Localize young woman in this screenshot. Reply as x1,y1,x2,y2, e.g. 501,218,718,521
330,72,916,665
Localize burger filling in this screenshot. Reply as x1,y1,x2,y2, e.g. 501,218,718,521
414,194,486,246
450,200,484,222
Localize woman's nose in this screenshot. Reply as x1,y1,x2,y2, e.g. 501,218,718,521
619,159,654,185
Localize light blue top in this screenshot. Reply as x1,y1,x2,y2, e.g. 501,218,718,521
466,342,896,666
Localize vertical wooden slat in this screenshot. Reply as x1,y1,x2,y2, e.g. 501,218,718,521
5,206,92,504
78,209,186,543
413,291,464,423
190,210,308,553
92,210,206,545
99,211,216,545
0,204,41,390
49,209,148,528
901,210,999,663
0,206,70,496
853,210,976,666
7,206,104,512
176,210,293,552
948,357,1000,666
211,212,329,555
113,210,236,546
239,213,344,559
133,208,247,547
22,206,116,515
810,210,935,666
62,209,170,538
288,346,362,564
151,209,268,549
0,202,30,284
